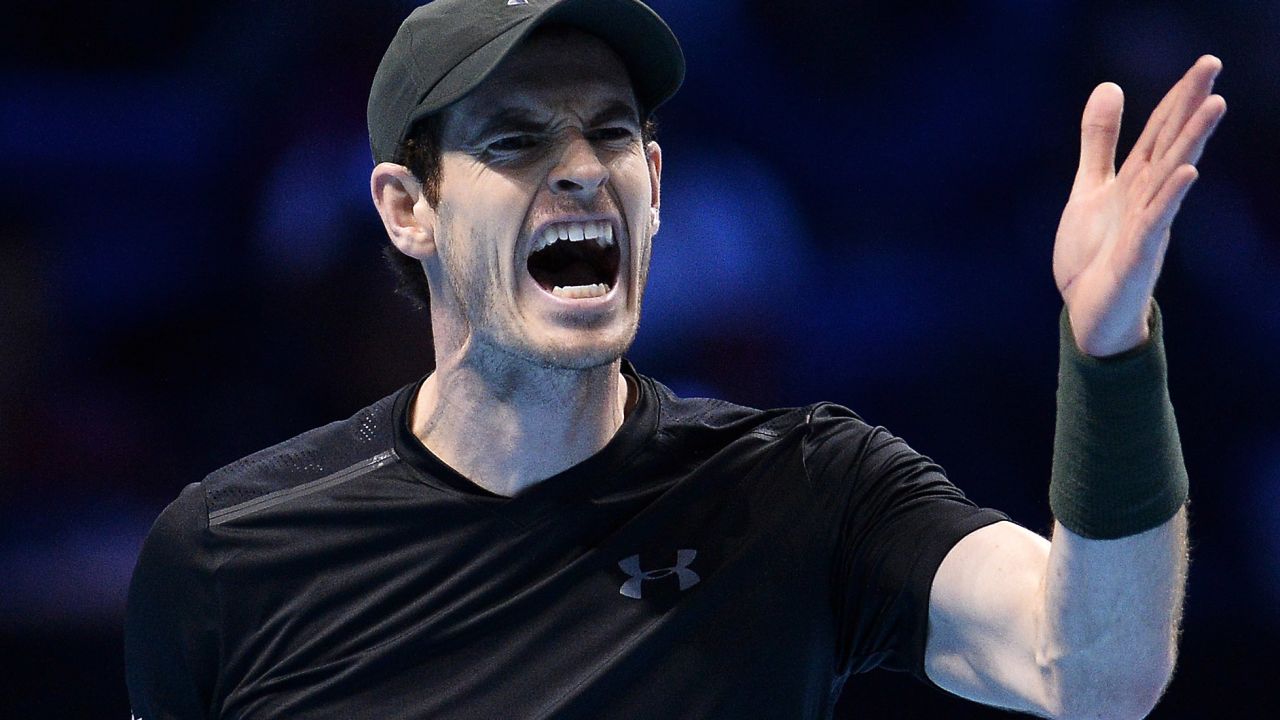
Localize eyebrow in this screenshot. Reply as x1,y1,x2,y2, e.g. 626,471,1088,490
468,107,546,142
586,100,642,128
466,99,641,143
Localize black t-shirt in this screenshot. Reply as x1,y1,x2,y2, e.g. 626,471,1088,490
125,364,1007,719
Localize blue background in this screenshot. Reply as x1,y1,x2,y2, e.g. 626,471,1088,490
2,1,1277,716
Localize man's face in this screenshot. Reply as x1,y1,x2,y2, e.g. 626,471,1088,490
421,27,661,370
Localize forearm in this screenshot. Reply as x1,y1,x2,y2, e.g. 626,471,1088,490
1037,302,1189,719
1038,509,1187,720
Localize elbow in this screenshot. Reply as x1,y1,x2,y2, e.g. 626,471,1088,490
1041,650,1175,720
1051,686,1165,720
1034,632,1172,717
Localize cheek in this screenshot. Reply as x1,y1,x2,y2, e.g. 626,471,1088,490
438,169,530,262
615,160,655,257
621,156,657,216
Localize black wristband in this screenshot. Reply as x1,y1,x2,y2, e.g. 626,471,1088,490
1049,302,1189,539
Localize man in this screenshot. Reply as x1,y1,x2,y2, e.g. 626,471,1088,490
125,0,1226,718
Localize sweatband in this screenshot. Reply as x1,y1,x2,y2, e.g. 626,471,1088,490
1049,301,1189,539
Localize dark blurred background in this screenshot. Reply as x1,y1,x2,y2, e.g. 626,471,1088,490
2,0,1277,716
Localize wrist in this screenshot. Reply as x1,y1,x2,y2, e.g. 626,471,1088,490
1049,301,1189,539
1068,301,1154,358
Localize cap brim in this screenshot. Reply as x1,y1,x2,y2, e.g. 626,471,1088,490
404,0,684,133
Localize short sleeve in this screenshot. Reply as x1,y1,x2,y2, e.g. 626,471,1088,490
802,404,1007,682
125,482,220,719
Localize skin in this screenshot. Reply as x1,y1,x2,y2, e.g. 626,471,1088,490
370,28,661,496
373,26,1225,720
926,57,1225,719
1056,58,1226,357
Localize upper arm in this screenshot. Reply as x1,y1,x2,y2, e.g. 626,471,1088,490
125,483,218,719
803,406,1011,678
925,520,1055,717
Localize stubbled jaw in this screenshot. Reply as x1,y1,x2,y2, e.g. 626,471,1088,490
526,219,622,300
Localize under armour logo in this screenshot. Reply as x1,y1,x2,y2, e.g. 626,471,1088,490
618,549,700,599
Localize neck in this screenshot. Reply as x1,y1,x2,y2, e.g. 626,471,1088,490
410,349,632,497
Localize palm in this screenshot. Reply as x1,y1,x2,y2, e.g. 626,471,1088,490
1053,56,1226,357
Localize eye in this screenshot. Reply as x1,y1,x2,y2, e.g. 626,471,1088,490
588,126,636,143
486,134,540,154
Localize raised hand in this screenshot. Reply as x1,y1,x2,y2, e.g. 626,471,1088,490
1053,56,1226,357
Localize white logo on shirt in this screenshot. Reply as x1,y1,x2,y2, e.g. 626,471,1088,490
618,549,700,599
507,0,529,6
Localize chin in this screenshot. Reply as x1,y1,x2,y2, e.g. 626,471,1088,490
514,326,637,371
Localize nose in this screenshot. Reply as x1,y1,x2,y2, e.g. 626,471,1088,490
547,131,608,199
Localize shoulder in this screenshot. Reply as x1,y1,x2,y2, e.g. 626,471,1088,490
644,374,813,443
797,401,931,483
201,384,407,521
135,481,213,574
132,384,412,572
641,373,883,467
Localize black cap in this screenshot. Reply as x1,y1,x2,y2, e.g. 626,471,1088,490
367,0,685,164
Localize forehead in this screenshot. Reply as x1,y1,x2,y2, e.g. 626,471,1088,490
443,27,639,135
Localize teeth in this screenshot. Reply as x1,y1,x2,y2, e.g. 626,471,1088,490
550,282,610,299
532,220,617,252
540,225,560,251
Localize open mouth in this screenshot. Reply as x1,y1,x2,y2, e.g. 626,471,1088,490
526,219,621,300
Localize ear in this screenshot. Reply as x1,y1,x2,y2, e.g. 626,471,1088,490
370,162,436,259
646,140,663,234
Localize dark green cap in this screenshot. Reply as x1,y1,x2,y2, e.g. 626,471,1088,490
367,0,686,164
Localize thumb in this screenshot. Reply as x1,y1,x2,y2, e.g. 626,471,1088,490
1074,82,1124,190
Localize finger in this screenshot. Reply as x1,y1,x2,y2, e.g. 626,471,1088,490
1074,82,1124,189
1122,165,1196,269
1144,164,1199,230
1151,55,1222,161
1139,95,1225,208
1128,55,1219,167
1127,71,1188,167
1163,94,1227,169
